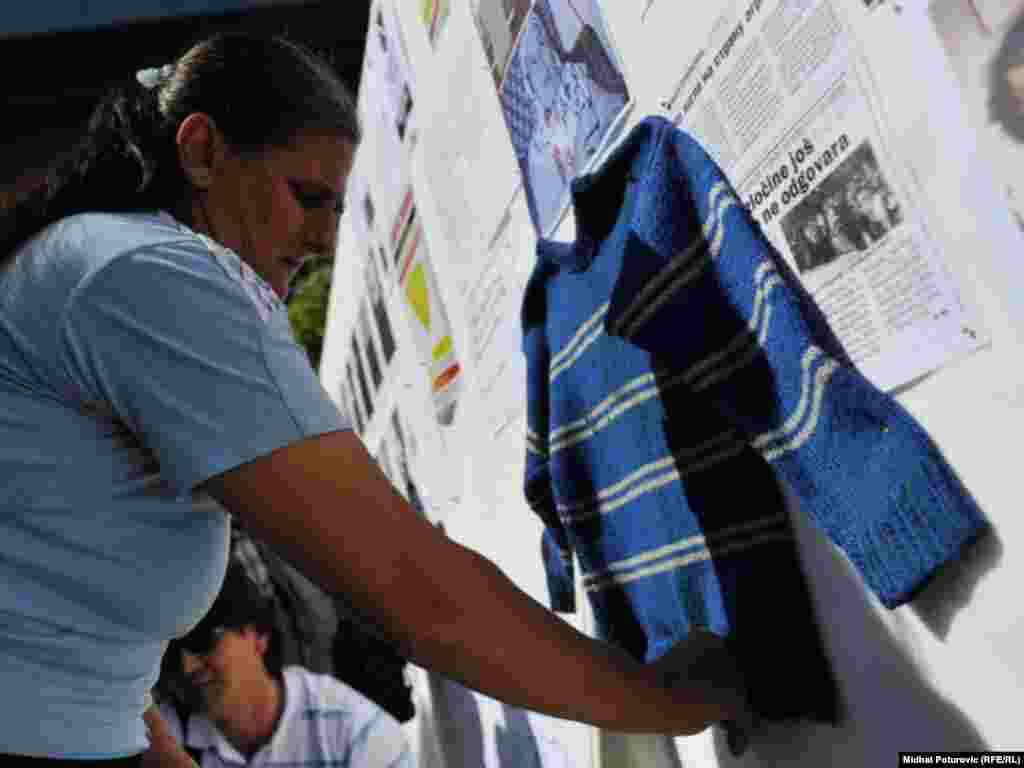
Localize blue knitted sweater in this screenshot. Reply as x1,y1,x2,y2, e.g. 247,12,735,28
522,117,988,710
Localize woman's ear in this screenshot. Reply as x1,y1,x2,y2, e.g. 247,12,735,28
176,112,224,189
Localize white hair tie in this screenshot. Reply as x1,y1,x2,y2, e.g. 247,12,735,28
135,63,174,91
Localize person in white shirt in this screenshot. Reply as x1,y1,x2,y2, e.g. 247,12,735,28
157,561,412,768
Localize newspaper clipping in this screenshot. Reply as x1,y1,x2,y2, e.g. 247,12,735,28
360,0,418,230
671,0,986,391
463,191,534,436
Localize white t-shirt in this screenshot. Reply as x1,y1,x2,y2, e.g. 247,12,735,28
160,666,414,768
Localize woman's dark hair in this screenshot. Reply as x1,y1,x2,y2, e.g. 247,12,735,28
990,11,1024,143
0,34,360,263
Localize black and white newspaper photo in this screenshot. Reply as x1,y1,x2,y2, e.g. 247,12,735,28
780,141,903,275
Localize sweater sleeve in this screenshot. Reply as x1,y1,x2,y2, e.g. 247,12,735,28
603,122,988,608
523,273,576,613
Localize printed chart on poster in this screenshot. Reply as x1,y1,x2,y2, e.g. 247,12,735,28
391,186,464,426
421,0,451,47
929,0,1024,229
489,0,633,235
668,0,987,392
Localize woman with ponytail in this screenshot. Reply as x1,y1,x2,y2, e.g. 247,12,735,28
0,32,747,767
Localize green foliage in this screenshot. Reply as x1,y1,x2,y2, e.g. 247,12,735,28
287,261,334,371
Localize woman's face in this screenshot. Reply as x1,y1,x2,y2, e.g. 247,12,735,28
195,129,355,299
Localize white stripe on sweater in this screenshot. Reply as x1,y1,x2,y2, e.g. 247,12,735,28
750,346,824,451
550,373,656,442
759,358,840,461
706,183,738,258
550,320,606,383
551,384,661,454
558,430,737,514
549,302,609,373
557,435,746,523
582,511,788,586
585,531,794,591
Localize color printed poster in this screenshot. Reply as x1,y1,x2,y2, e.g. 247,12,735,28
391,187,463,426
421,0,450,47
489,0,632,234
361,0,418,229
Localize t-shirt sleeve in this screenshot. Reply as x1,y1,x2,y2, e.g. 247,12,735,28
60,239,351,496
521,265,576,614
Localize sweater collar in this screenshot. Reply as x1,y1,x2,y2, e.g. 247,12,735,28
537,116,674,273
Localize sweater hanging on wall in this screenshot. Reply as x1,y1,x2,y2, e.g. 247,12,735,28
521,116,989,723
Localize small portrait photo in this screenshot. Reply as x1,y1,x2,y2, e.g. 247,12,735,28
781,141,903,275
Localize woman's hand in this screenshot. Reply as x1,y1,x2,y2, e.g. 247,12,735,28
649,629,755,754
202,429,749,736
142,704,197,768
648,628,745,712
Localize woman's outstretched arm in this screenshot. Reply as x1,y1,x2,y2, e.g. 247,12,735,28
202,428,746,735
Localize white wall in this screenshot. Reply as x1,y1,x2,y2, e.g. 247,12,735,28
321,1,1024,766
